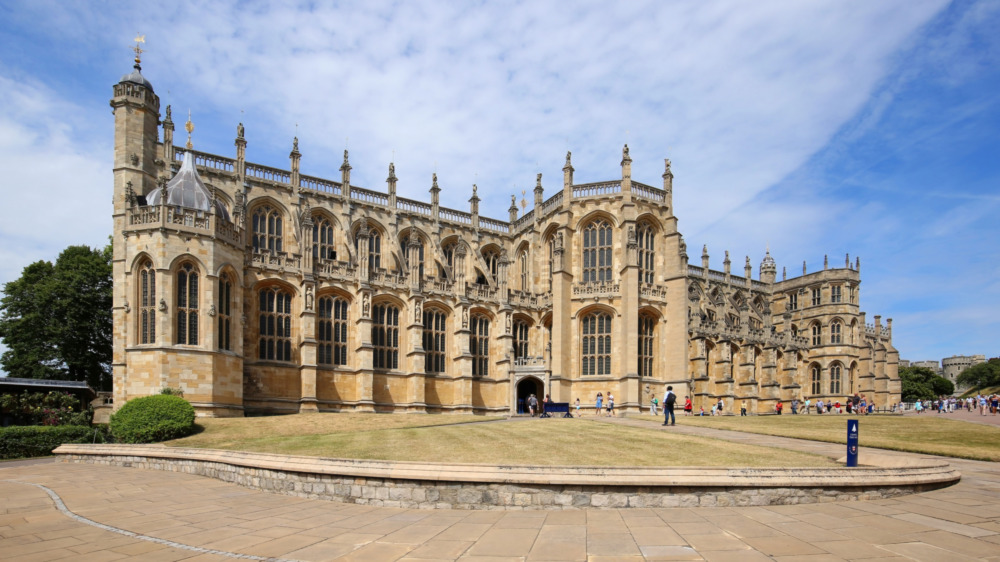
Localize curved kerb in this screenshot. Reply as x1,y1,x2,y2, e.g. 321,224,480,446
54,444,960,510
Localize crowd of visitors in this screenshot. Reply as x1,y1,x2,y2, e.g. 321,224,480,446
912,395,1000,415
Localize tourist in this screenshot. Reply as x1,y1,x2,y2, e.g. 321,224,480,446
775,400,783,415
915,399,923,414
662,385,677,426
528,394,538,417
595,392,603,416
607,393,615,417
834,400,841,414
717,398,725,415
542,394,551,416
992,395,999,415
651,395,659,416
684,396,693,416
741,400,747,416
804,398,811,414
574,398,581,417
980,395,988,416
791,399,799,415
817,399,825,414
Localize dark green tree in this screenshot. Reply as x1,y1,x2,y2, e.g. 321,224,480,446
899,366,954,401
956,359,1000,391
0,244,112,390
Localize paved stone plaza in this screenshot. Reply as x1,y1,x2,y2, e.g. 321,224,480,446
3,414,1000,561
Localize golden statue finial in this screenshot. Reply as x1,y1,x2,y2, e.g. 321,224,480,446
132,34,145,65
520,189,527,211
185,110,194,149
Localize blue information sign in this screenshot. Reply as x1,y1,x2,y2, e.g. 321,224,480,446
846,419,859,467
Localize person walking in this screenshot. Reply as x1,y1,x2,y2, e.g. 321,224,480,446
740,400,747,416
683,396,693,416
651,395,659,416
662,385,677,426
607,393,615,417
527,394,538,417
595,392,603,416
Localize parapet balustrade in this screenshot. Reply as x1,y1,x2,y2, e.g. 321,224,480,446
174,149,235,173
315,258,355,280
639,283,667,301
572,181,621,198
632,181,666,203
249,251,300,271
124,205,242,248
572,280,620,298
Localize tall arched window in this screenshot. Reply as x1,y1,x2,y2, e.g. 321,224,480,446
581,311,612,375
318,295,348,365
547,236,554,291
354,228,382,272
513,320,529,360
138,259,156,344
830,321,842,344
638,314,654,377
811,364,822,395
518,250,528,291
313,216,336,261
252,205,283,254
582,219,612,283
637,221,655,284
482,248,500,283
372,303,399,370
423,308,446,374
830,363,842,394
259,287,292,361
218,273,233,351
403,233,425,279
811,323,822,346
470,313,490,376
176,262,199,345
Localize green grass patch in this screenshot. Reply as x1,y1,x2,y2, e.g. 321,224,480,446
168,414,835,468
646,413,1000,461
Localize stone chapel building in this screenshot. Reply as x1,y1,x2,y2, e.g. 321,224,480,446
111,58,900,417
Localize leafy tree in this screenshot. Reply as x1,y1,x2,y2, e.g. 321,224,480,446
0,244,112,390
900,366,954,401
957,359,1000,391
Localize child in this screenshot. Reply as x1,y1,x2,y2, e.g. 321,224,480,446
574,398,581,417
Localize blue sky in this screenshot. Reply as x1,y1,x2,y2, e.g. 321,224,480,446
0,0,996,364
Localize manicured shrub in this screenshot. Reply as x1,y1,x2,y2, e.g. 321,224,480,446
109,394,196,443
0,425,111,460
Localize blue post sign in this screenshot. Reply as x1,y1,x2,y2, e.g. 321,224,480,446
847,419,859,467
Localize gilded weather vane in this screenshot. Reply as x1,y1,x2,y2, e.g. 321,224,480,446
133,34,145,65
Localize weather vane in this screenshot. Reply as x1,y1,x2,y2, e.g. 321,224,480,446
185,110,194,149
132,34,145,65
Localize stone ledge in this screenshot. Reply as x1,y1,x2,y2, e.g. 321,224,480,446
53,444,961,510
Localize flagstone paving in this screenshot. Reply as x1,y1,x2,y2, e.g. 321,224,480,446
3,416,1000,561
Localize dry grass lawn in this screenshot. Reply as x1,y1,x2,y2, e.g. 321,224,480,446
168,414,835,468
646,413,1000,461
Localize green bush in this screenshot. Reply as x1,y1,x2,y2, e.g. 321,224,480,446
0,391,93,426
0,425,111,460
109,394,196,443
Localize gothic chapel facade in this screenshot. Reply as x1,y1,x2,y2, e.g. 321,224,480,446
111,60,900,417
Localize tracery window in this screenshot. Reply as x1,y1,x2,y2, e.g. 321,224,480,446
217,273,233,351
470,314,490,376
811,364,822,395
354,228,381,272
830,364,842,394
313,216,336,261
830,321,842,344
547,236,554,291
176,262,199,345
513,320,529,360
423,309,446,374
581,311,612,375
372,303,399,370
138,259,156,344
403,234,425,279
811,287,821,307
582,219,612,283
252,205,283,254
811,323,822,346
318,295,348,366
518,250,528,291
638,314,654,377
637,221,655,284
788,293,798,311
482,248,500,284
831,285,842,303
258,287,292,361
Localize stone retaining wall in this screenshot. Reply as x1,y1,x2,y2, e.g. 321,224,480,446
54,444,960,510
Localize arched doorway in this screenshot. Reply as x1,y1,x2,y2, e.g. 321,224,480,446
515,376,543,415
